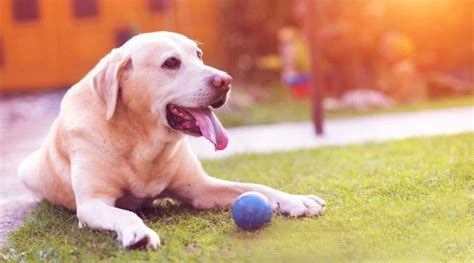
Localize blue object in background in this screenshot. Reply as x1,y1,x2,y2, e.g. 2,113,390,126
232,192,273,230
283,74,311,86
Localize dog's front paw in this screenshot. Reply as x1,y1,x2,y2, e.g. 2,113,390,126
119,225,161,250
274,194,326,217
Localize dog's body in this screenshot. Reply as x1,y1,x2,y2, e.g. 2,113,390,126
18,32,325,250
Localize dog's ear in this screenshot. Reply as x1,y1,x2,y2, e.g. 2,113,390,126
91,49,131,120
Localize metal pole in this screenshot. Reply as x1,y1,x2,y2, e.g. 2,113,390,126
305,0,324,135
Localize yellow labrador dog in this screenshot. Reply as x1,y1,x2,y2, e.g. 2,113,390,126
18,32,325,250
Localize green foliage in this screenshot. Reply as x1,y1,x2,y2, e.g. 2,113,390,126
217,0,295,81
2,134,473,262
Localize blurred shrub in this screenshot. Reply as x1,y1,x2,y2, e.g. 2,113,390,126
216,0,472,99
217,0,295,84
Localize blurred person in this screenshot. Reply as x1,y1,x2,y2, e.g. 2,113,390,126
278,27,311,99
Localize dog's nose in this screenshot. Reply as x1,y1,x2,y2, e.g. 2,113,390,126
211,73,232,90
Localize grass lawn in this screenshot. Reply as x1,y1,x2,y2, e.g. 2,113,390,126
217,86,473,127
2,133,473,262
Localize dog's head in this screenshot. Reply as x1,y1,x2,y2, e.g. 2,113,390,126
91,31,231,150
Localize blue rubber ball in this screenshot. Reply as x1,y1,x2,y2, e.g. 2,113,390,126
232,192,273,230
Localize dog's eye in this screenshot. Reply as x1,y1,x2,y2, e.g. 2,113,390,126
196,51,202,60
162,57,181,69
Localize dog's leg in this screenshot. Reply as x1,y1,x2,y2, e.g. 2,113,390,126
71,159,160,250
76,198,160,250
172,177,325,217
18,150,44,200
169,154,325,217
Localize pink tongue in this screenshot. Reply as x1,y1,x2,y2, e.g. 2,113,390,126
187,108,228,151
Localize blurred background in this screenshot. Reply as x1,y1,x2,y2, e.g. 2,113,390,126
0,0,473,127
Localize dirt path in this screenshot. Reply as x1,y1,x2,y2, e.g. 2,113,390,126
0,91,63,247
188,106,474,159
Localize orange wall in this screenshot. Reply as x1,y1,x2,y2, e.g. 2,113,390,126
0,0,224,91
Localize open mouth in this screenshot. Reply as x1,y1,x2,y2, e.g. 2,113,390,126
166,102,228,151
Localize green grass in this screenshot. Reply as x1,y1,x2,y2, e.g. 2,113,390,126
217,86,473,127
2,133,473,262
